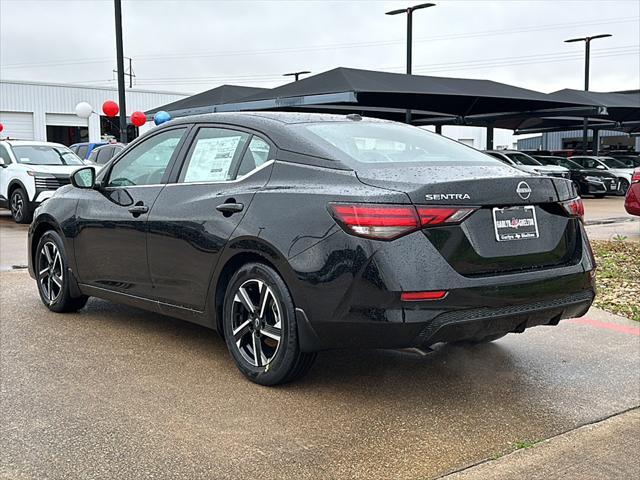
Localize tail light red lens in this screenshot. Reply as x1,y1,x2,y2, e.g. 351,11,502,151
401,290,448,301
560,197,584,219
632,169,640,183
328,203,477,240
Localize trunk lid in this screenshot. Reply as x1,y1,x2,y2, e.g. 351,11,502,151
356,165,582,276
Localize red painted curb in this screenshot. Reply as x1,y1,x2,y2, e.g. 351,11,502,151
568,318,640,336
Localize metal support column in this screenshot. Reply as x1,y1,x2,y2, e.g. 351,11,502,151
486,126,494,150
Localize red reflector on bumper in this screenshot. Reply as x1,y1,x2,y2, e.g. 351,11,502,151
401,290,448,301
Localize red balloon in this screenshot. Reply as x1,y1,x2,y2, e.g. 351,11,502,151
102,100,119,117
130,111,147,127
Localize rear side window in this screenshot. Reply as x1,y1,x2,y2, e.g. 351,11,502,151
179,127,249,183
236,136,271,177
96,146,114,164
76,145,89,159
299,122,499,167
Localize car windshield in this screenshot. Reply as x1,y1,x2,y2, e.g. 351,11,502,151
599,157,628,169
505,152,542,166
12,145,84,166
299,121,499,167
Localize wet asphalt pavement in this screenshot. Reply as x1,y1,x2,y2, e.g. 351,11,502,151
1,201,639,479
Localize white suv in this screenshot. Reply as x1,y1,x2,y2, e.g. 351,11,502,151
0,140,86,223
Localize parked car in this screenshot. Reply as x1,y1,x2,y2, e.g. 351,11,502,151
484,150,570,178
69,142,107,160
533,156,620,197
607,153,640,169
87,143,126,165
569,156,635,195
28,113,596,385
624,168,640,216
0,140,85,223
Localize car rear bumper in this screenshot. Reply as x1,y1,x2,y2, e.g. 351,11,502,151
295,270,595,351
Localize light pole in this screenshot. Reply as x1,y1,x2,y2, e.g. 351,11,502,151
283,71,311,82
386,2,435,124
564,34,612,154
114,0,127,143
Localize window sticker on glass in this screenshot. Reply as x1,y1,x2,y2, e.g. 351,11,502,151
181,129,249,183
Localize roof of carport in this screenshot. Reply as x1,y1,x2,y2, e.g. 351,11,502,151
145,84,268,117
425,88,640,131
191,67,598,118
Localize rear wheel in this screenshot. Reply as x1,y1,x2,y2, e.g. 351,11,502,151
222,263,316,385
10,187,32,224
36,230,88,312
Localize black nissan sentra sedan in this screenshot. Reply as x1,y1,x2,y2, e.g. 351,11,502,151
28,113,596,385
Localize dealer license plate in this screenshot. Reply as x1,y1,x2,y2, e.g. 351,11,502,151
492,206,539,242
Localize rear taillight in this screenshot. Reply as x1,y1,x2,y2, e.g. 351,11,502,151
632,169,640,183
328,203,477,240
560,197,584,219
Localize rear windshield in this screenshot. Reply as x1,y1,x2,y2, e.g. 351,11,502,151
299,122,499,167
12,145,84,166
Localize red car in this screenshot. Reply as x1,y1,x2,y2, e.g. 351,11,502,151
625,168,640,216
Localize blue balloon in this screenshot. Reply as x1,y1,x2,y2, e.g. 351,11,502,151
153,111,172,125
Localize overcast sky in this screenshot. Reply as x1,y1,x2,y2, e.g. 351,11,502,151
1,0,638,96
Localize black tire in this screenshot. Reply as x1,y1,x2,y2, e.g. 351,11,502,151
451,333,507,346
222,262,316,386
35,230,89,313
618,179,630,196
10,187,32,224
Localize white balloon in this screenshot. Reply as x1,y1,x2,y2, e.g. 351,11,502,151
75,102,93,119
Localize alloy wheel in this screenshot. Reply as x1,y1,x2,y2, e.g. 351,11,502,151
11,191,24,221
38,241,64,304
231,279,282,367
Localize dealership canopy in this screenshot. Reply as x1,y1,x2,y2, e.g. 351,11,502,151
211,67,597,118
146,84,267,117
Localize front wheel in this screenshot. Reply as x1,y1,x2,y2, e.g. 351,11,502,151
35,230,89,313
223,263,316,386
10,187,32,224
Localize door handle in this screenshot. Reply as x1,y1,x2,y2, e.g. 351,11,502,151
128,205,149,215
216,202,244,214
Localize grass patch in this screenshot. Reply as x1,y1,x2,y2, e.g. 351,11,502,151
591,240,640,322
514,440,539,450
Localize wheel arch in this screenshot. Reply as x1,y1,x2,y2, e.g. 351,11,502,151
211,237,299,335
30,215,65,269
8,179,28,199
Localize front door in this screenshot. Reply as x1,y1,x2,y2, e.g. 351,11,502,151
74,127,189,298
147,126,274,311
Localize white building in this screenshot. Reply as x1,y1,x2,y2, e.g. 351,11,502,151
0,80,187,145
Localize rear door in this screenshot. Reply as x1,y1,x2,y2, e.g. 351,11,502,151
74,126,189,298
147,125,275,311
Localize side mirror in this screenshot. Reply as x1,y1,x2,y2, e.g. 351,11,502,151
596,164,606,170
0,159,7,168
71,166,96,189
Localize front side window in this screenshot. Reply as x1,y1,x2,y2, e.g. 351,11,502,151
179,128,249,183
108,128,185,187
299,122,500,168
12,145,84,166
0,146,11,165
